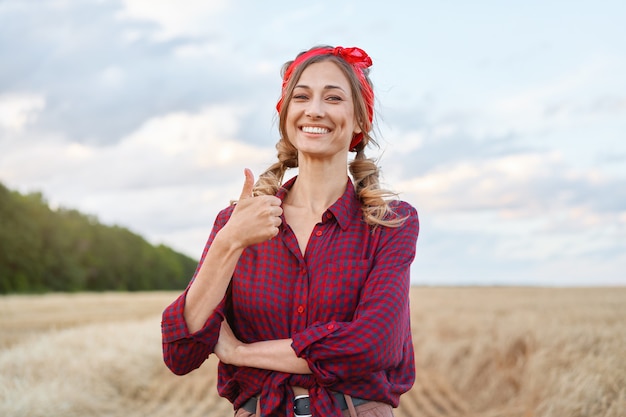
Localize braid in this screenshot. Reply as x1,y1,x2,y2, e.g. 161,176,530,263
254,139,298,196
349,149,407,228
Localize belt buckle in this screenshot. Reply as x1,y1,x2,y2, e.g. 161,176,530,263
294,394,312,417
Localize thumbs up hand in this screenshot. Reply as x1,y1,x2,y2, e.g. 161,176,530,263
238,167,255,201
222,168,283,248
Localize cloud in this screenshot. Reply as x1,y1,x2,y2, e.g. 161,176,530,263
481,59,624,137
0,93,46,132
399,146,625,218
1,0,277,145
116,0,228,41
0,104,275,255
390,141,625,283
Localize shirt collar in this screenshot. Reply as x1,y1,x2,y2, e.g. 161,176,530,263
276,176,360,231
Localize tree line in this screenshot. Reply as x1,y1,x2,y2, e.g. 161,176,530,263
0,182,198,294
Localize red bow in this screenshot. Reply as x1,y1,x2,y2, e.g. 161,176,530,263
331,46,372,70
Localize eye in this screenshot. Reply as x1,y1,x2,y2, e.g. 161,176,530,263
326,95,343,102
292,94,309,101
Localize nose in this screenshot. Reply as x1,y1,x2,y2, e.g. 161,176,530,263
304,98,324,118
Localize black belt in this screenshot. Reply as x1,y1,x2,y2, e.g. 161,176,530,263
242,392,368,416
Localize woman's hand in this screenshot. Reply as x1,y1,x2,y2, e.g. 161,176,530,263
220,168,283,249
214,319,244,365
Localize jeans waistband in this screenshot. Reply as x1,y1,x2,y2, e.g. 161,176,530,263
241,392,368,416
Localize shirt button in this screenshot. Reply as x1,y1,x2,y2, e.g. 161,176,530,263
327,324,335,330
297,305,305,314
315,230,322,237
326,213,332,219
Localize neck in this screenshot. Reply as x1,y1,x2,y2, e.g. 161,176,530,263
286,159,348,213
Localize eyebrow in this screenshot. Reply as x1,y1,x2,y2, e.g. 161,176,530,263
294,84,347,93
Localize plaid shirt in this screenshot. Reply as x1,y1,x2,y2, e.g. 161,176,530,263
162,177,419,416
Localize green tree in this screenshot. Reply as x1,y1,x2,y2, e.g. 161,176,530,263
0,182,198,294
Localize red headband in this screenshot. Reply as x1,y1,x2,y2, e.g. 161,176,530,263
276,46,374,151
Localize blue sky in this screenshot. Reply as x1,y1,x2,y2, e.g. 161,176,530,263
1,0,624,286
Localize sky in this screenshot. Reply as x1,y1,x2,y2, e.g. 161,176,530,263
1,0,625,286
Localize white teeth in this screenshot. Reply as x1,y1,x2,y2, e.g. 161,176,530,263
302,126,329,134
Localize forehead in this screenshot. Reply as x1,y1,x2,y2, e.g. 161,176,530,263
295,60,352,89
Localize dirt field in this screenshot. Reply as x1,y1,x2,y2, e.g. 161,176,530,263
1,287,624,417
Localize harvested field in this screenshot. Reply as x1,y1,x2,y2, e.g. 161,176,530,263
0,287,624,417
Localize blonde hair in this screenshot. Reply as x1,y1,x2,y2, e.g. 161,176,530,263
254,48,406,228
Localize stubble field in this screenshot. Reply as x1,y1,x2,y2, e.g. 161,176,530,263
0,287,624,417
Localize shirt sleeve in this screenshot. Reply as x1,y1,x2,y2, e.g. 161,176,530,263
160,207,233,375
290,203,419,385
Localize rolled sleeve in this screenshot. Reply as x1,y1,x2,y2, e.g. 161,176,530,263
161,288,226,375
161,206,233,375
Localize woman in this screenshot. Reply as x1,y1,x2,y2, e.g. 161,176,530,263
162,45,419,417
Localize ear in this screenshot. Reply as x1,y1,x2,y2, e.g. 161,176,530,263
353,117,362,135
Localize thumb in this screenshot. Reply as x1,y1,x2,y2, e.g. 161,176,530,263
239,168,255,200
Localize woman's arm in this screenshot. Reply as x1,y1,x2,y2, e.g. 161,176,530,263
183,230,244,333
184,169,283,332
215,320,312,374
161,169,283,375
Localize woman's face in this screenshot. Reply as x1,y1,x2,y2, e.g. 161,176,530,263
285,61,361,159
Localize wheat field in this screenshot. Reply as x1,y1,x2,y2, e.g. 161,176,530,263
1,287,624,417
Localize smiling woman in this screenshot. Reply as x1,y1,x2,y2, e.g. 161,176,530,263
161,45,420,417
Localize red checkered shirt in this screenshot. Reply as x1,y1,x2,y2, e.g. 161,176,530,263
162,177,419,416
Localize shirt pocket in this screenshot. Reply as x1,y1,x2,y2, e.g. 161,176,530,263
317,258,372,319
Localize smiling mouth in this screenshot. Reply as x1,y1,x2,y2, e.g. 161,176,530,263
301,126,330,134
